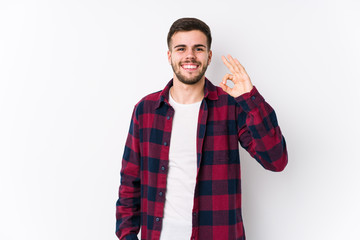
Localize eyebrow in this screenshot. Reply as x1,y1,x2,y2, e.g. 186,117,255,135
174,44,207,49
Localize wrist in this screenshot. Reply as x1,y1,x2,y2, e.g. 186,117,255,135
233,83,254,98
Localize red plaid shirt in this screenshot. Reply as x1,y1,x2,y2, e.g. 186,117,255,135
116,79,288,240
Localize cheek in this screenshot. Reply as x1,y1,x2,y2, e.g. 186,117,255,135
171,55,181,64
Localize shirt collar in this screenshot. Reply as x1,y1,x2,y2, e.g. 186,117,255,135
155,78,219,109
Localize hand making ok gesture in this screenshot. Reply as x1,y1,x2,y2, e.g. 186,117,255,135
219,54,254,98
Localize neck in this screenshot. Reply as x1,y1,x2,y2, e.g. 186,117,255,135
170,77,205,104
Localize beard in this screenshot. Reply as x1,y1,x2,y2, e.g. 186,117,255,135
171,60,209,85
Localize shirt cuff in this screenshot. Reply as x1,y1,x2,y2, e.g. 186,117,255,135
234,86,265,112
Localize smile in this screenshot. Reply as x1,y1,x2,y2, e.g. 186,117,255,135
181,64,199,70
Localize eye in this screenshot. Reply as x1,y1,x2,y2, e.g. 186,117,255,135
196,48,204,52
177,48,185,51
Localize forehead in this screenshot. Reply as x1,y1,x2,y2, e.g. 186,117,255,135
170,30,208,48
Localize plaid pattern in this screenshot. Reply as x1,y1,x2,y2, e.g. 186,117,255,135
116,79,288,240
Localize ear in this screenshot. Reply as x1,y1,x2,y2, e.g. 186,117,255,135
208,50,213,65
167,50,171,64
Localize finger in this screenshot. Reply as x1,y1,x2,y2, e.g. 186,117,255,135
221,55,234,71
219,82,232,95
222,73,234,85
233,58,247,74
227,54,241,73
223,73,239,85
222,56,236,75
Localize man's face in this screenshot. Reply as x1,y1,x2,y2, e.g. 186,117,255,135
168,30,212,85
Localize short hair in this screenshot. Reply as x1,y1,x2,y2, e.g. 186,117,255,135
167,17,212,50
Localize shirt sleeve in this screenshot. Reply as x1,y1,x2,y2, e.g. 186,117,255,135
115,106,141,239
234,86,288,172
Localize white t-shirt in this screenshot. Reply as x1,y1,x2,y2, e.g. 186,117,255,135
159,92,202,240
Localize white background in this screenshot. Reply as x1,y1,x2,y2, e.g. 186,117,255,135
1,0,359,239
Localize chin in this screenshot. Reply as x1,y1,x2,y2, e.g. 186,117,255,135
176,75,204,85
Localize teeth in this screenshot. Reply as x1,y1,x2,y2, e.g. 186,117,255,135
183,65,198,69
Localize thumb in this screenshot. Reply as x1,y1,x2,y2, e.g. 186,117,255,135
220,73,234,94
219,82,232,95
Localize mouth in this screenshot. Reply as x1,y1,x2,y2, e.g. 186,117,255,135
181,63,199,71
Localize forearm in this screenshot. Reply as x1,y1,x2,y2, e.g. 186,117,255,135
116,179,141,239
236,86,288,171
116,108,142,239
116,150,141,238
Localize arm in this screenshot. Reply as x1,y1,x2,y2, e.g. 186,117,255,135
116,107,141,239
220,55,288,171
235,87,288,171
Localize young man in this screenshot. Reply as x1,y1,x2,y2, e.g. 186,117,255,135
116,18,288,240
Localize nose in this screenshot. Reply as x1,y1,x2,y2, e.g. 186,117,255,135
185,49,196,60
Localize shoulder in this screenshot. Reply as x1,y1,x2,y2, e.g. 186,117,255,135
132,90,162,117
136,90,161,106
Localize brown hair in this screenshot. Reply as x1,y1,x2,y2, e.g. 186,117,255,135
167,17,212,50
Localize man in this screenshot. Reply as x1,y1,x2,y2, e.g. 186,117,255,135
116,17,288,240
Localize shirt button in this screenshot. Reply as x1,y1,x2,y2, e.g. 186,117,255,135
251,96,256,100
167,116,170,120
193,212,197,216
155,217,160,222
159,191,163,196
161,166,165,171
164,142,168,146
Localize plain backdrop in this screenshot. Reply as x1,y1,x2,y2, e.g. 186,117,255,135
1,0,360,239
